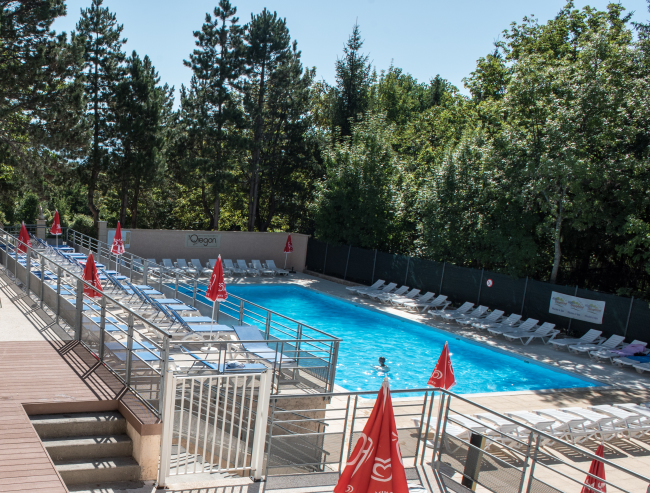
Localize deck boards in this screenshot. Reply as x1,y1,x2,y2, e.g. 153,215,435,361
0,340,157,492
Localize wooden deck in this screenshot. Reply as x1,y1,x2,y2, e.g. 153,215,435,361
0,340,158,492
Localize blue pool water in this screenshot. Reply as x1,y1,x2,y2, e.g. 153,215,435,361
198,284,601,394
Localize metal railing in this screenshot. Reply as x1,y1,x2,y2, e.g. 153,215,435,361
66,228,341,393
264,388,650,492
157,368,272,486
0,227,172,417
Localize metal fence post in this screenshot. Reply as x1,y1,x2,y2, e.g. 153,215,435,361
624,296,635,338
251,370,272,480
477,268,484,305
239,300,244,325
56,266,61,324
157,369,176,487
322,243,329,274
525,434,542,493
75,278,83,340
567,286,579,332
175,273,179,299
439,262,446,295
265,312,271,339
39,257,44,309
25,246,31,294
192,280,197,307
371,249,377,284
343,245,351,280
404,257,410,285
143,261,148,286
521,276,529,315
159,336,170,416
125,313,134,386
99,296,106,362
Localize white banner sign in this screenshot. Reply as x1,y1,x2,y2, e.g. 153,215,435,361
549,291,605,324
107,230,131,249
185,233,221,248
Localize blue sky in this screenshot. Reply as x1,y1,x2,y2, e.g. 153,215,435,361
53,0,650,104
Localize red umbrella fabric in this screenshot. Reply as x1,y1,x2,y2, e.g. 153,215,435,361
283,234,294,253
82,253,103,299
50,211,62,235
427,342,456,389
334,378,408,493
206,255,228,302
581,445,606,493
111,221,125,255
17,222,32,254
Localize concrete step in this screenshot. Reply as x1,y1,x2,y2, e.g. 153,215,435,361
55,457,140,486
31,411,127,438
43,434,133,461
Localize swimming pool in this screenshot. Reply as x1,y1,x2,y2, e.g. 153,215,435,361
196,284,601,394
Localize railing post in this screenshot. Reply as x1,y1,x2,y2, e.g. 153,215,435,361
525,434,542,493
39,256,45,309
251,370,272,480
265,312,271,339
143,260,148,286
175,273,179,299
296,323,303,367
239,300,244,325
264,398,278,478
75,278,83,341
159,336,170,416
126,313,134,386
521,276,529,315
438,262,446,295
25,246,31,295
404,256,410,286
327,340,339,392
157,368,176,487
192,280,197,307
56,266,61,324
517,432,535,493
129,254,133,282
99,296,106,362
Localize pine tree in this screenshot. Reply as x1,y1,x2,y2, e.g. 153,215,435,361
75,0,126,229
332,23,372,138
243,8,291,231
184,0,244,230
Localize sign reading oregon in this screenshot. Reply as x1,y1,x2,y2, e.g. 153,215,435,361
185,233,221,248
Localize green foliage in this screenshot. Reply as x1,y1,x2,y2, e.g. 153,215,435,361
69,213,96,238
15,193,40,225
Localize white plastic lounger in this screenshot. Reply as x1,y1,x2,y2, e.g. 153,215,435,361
252,260,274,276
475,412,531,448
549,329,603,351
633,362,650,374
590,405,650,438
561,407,624,441
535,409,591,443
364,282,397,298
589,340,647,363
266,260,289,276
370,285,409,301
402,293,446,312
237,260,259,276
488,318,538,337
431,302,474,320
460,309,503,326
233,325,295,364
568,334,625,355
453,305,489,322
190,259,212,276
224,259,245,276
503,322,558,345
387,288,420,305
507,411,556,444
474,313,521,331
393,290,430,307
347,280,384,294
176,259,198,275
412,418,469,452
161,258,184,275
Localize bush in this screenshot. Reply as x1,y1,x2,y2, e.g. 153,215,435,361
69,214,96,238
15,193,40,224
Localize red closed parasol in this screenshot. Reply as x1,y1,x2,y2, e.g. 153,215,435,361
581,445,607,493
427,341,456,390
17,222,32,254
82,253,103,299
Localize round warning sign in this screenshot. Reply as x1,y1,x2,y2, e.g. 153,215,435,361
486,279,493,287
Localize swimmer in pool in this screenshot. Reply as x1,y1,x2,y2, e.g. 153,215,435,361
373,357,390,372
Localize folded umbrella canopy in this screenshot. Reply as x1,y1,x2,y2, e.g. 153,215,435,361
334,377,408,493
581,444,607,493
50,210,62,249
283,234,293,269
428,341,456,390
204,255,228,345
111,221,125,255
17,221,32,254
82,253,103,298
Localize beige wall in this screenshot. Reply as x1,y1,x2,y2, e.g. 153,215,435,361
108,228,309,272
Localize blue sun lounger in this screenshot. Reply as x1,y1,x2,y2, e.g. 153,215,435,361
232,325,295,364
181,347,266,373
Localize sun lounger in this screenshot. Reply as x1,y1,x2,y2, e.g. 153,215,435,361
180,347,267,373
363,282,397,298
176,259,198,276
474,314,522,331
190,259,212,277
391,290,427,307
369,285,408,301
506,411,556,440
589,341,647,363
347,280,384,294
460,309,503,326
568,334,625,355
412,418,470,452
386,288,420,305
613,354,650,367
400,293,443,311
162,258,184,275
535,409,591,443
503,322,558,345
453,305,489,323
252,260,274,276
430,302,474,320
233,325,295,364
589,405,650,438
549,329,603,351
237,259,259,276
223,259,244,276
488,318,538,337
475,412,531,448
266,260,289,276
633,362,650,374
561,407,625,441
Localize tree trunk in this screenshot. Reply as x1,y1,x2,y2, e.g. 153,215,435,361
248,57,267,231
549,202,563,284
213,194,220,231
88,60,101,230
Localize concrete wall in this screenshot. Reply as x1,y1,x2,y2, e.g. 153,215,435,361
107,229,309,272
